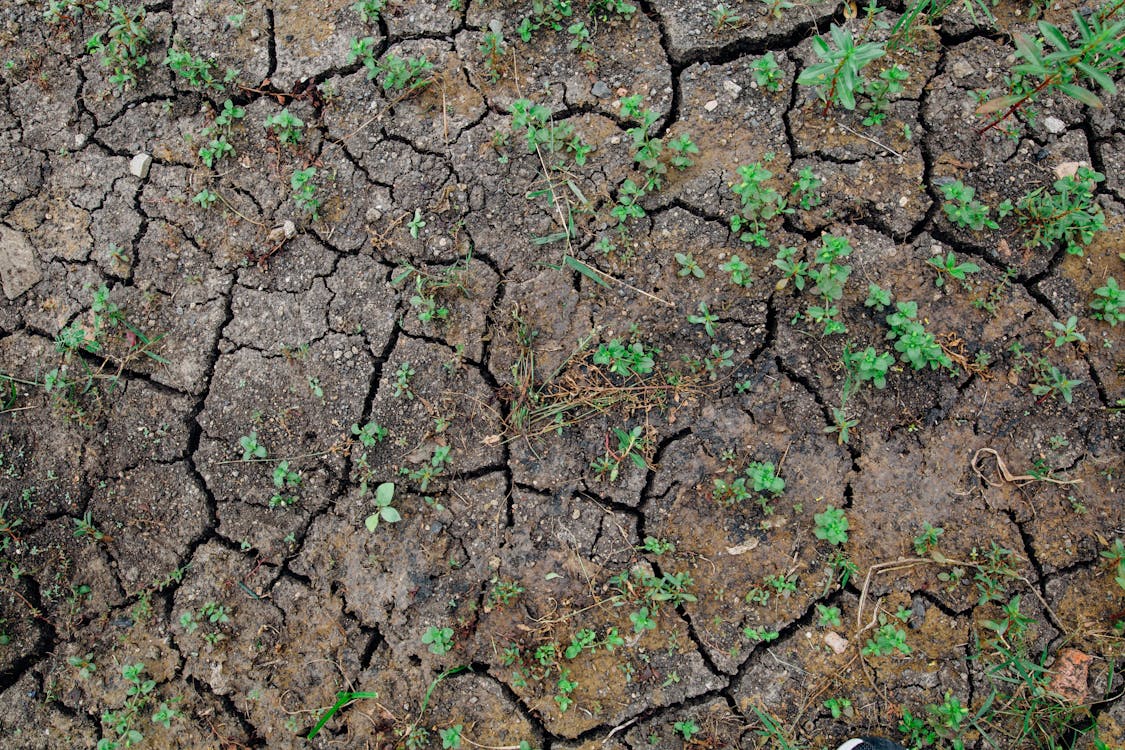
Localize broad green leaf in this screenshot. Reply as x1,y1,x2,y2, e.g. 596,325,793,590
380,506,401,523
1057,83,1102,108
375,481,395,506
563,255,610,288
1038,22,1072,53
365,513,380,532
1012,33,1044,65
1076,61,1116,94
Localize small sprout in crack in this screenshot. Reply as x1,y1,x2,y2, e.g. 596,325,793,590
364,482,401,531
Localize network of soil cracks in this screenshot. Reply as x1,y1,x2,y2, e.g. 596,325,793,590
0,0,1123,748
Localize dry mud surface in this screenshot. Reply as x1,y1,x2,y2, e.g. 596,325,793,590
0,0,1124,748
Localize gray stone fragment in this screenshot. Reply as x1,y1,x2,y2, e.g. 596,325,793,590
591,80,611,99
129,153,152,179
722,79,742,97
950,60,974,79
1043,116,1066,135
0,225,41,300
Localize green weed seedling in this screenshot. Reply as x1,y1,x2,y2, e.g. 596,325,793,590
238,431,267,461
675,252,705,279
351,421,388,448
1015,166,1105,255
688,302,719,337
927,251,980,288
370,52,434,95
752,52,783,91
352,0,386,23
306,690,380,740
712,3,742,31
913,522,945,555
1048,315,1086,347
593,339,655,377
364,482,401,531
719,255,752,287
861,64,909,125
674,719,701,741
269,461,301,508
393,362,415,399
886,302,954,371
164,44,230,89
422,625,454,655
192,188,218,210
68,652,97,679
264,108,304,145
797,24,886,113
97,662,180,750
863,614,912,656
480,23,507,83
86,5,151,89
402,445,451,491
939,180,1005,231
1091,276,1122,326
814,506,849,545
977,8,1125,134
290,167,320,220
730,161,788,246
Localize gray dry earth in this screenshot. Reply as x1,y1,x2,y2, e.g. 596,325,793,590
0,0,1124,749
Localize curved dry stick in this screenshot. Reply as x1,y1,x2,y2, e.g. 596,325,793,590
972,447,1081,487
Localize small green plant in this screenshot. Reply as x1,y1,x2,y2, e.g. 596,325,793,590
1015,167,1105,256
630,606,656,633
860,64,909,126
164,44,228,89
554,669,577,712
940,181,1003,231
927,251,981,288
863,616,912,656
270,461,301,508
1049,315,1086,347
510,98,590,167
191,188,218,210
1091,276,1122,326
752,51,783,91
1030,363,1082,404
976,9,1125,135
675,252,705,279
264,108,304,145
97,662,169,750
730,161,788,246
843,344,895,389
479,24,507,83
422,625,454,655
68,652,97,679
353,0,386,23
773,245,808,291
885,302,954,371
197,135,234,169
673,719,701,741
364,482,401,531
238,432,267,461
719,255,752,287
86,5,151,89
797,24,886,113
290,167,321,220
824,696,854,719
813,506,849,545
790,166,823,210
593,339,655,377
369,52,434,94
393,362,415,399
485,579,525,610
73,512,106,542
440,725,463,749
402,445,451,491
688,302,719,337
816,604,842,627
746,461,784,495
640,536,675,555
711,3,742,30
351,421,388,448
913,522,945,555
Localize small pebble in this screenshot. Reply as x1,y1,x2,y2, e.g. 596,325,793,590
129,153,152,179
722,79,742,97
703,99,719,112
1043,116,1065,134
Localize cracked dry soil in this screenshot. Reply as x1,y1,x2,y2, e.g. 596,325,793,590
0,0,1123,748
